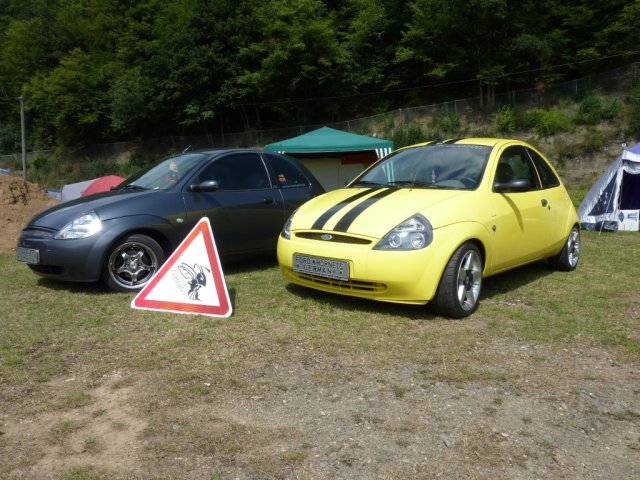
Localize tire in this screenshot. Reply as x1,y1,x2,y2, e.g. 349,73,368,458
431,242,483,319
102,234,165,292
548,226,580,271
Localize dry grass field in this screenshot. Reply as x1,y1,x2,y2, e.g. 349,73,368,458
1,226,639,479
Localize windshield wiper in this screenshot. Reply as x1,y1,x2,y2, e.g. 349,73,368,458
115,184,146,190
386,180,451,189
350,180,383,187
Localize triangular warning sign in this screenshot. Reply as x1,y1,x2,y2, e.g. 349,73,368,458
131,217,232,317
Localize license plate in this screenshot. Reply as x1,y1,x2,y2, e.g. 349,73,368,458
293,254,349,281
16,247,40,264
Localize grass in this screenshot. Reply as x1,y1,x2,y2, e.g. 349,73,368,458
1,230,639,478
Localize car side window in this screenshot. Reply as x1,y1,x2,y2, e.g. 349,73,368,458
527,148,561,189
264,153,310,188
494,146,540,190
199,153,271,190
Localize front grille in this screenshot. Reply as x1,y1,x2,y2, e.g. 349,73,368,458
22,227,55,238
295,232,372,245
295,272,386,293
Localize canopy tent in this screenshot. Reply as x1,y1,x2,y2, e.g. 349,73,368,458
264,126,393,158
264,127,394,190
578,143,640,231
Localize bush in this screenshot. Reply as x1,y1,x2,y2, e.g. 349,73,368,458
390,123,425,148
494,105,518,133
523,109,573,137
626,83,640,138
576,129,610,156
428,111,463,138
575,95,619,125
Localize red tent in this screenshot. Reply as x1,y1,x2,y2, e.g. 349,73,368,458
80,175,125,197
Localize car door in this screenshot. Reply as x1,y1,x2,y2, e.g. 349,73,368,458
182,152,285,256
489,145,554,271
526,146,570,248
262,152,317,216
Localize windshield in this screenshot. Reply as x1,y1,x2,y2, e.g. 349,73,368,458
352,144,491,190
118,153,208,190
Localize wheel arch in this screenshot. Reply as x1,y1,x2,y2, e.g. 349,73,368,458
97,216,179,277
417,221,491,300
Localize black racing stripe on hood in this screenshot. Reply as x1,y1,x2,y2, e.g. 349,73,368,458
311,188,373,230
333,188,399,232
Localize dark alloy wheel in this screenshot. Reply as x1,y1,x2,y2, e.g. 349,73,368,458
102,234,165,292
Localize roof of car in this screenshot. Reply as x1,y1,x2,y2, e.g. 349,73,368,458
407,138,512,148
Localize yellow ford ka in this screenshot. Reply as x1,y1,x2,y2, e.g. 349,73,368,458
277,138,580,318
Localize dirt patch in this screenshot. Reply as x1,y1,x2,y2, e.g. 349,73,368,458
2,343,638,479
0,175,59,254
1,372,147,478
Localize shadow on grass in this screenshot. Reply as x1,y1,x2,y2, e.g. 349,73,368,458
284,283,435,320
284,260,557,320
32,253,279,294
481,261,555,300
36,277,113,294
221,253,279,274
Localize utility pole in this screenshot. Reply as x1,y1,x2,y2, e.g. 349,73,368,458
19,95,26,180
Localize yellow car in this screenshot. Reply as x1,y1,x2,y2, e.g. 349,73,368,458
277,138,580,318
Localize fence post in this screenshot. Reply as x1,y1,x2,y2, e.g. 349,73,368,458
19,96,27,180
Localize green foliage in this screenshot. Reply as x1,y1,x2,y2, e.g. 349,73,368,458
428,111,463,139
493,105,518,134
626,82,640,138
0,0,637,154
521,109,573,137
576,129,611,156
390,123,425,148
575,95,618,125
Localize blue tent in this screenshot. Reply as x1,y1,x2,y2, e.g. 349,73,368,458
578,143,640,231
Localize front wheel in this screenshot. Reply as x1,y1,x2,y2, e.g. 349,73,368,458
548,226,580,271
102,234,165,292
431,242,483,319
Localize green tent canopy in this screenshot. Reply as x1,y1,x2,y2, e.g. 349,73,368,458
264,126,393,158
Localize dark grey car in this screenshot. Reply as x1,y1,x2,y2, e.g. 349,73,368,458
16,149,324,291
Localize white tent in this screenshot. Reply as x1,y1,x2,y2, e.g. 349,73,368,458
60,179,94,202
578,143,640,231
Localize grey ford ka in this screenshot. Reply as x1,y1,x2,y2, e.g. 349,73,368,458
16,149,324,291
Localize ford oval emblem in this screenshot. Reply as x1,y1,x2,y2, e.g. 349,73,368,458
320,234,333,241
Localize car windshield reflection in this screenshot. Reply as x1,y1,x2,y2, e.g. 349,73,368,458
120,153,208,190
354,144,491,190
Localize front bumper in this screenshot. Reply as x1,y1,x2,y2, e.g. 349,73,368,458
277,232,452,305
16,228,119,283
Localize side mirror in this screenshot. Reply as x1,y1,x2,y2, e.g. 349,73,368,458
190,180,219,192
493,178,532,193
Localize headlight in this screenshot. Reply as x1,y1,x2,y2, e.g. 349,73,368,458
374,214,433,250
54,211,102,239
281,215,293,240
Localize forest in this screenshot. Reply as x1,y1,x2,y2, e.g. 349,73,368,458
0,0,639,152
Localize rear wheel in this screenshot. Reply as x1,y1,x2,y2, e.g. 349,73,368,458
548,226,580,271
102,234,165,292
432,242,483,318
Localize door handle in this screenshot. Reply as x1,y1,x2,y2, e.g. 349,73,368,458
541,199,548,207
263,197,275,205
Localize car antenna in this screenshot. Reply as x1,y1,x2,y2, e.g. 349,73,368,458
182,145,192,153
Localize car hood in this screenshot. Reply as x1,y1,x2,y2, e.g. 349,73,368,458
290,186,473,238
25,189,179,231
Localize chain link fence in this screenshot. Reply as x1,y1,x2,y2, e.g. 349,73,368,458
1,61,638,183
